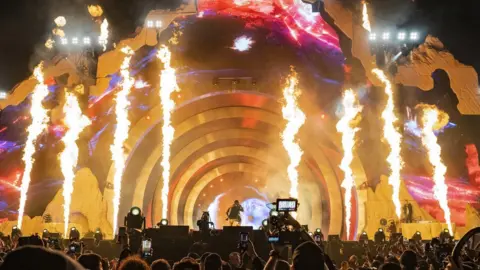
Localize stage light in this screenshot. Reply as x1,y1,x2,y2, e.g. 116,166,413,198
125,206,145,230
412,231,422,242
397,32,406,40
313,228,324,242
315,228,321,234
61,38,68,45
359,231,369,242
368,33,376,41
382,32,390,40
42,229,50,239
374,228,386,244
155,21,162,28
94,228,103,243
83,37,91,45
308,232,313,236
159,219,169,226
270,210,279,217
262,219,269,227
410,32,418,41
147,21,154,28
0,91,7,99
72,37,79,45
69,227,80,240
439,228,453,243
11,225,21,238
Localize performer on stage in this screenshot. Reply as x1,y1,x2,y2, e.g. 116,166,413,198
403,201,413,223
226,200,244,226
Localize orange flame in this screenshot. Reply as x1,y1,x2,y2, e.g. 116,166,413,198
419,106,453,234
336,89,362,240
372,69,403,219
17,63,50,229
60,92,91,237
111,47,135,235
157,45,180,219
362,1,371,33
281,69,306,206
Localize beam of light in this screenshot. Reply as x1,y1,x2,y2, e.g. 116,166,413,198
88,5,104,17
54,16,66,27
419,105,453,234
362,1,371,33
60,92,91,237
336,89,362,240
17,63,50,229
372,69,403,219
111,47,135,235
99,19,109,51
157,45,180,220
231,36,254,52
281,68,306,212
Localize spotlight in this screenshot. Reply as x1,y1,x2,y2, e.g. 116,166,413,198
159,219,169,226
412,231,422,242
270,210,279,217
397,32,406,40
42,229,50,239
439,228,453,243
155,21,162,28
72,37,79,45
368,33,377,41
313,228,324,242
125,207,145,230
0,91,7,99
94,228,103,243
382,32,390,41
262,219,269,227
410,32,419,41
374,228,386,244
60,38,68,45
83,37,91,45
11,225,22,238
147,21,154,28
359,231,369,243
69,227,80,241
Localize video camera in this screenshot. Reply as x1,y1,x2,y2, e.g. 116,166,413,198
265,198,304,245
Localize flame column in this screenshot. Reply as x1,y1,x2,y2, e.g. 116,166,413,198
157,45,180,220
336,89,362,240
60,92,91,237
281,69,306,204
111,47,135,235
17,63,50,229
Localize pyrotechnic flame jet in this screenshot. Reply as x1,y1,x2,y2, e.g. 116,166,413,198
336,89,362,240
281,68,306,216
157,45,180,220
373,69,404,219
362,1,371,33
111,47,135,235
99,19,109,51
60,92,91,237
17,63,50,229
419,105,453,234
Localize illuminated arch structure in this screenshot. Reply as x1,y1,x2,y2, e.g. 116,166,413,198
103,90,368,239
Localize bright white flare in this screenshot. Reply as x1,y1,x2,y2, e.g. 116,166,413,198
373,68,403,219
336,89,362,240
54,16,67,27
281,69,306,203
232,36,254,52
99,19,109,51
111,47,135,235
362,2,371,33
420,106,453,234
17,63,50,229
157,45,180,219
60,92,91,237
